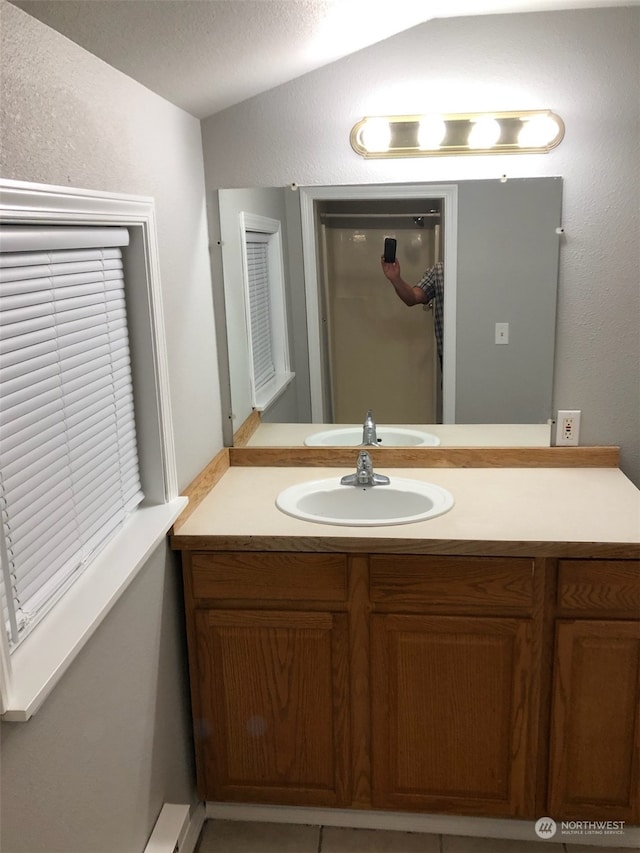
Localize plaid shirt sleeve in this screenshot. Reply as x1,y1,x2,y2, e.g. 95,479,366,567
416,261,444,364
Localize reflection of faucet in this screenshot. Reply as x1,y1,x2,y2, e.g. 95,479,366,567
340,450,390,487
362,409,379,446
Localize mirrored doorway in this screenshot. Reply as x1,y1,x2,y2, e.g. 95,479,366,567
318,203,443,423
300,183,458,424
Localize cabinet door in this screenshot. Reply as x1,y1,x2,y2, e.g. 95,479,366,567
195,609,350,806
371,614,534,817
548,620,640,822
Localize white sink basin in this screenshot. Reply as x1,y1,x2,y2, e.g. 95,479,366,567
276,477,454,527
304,427,441,447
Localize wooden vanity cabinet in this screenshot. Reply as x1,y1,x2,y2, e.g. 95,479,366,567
183,552,351,806
548,560,640,823
180,549,640,822
369,556,538,818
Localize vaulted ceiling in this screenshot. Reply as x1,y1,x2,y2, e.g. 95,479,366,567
9,0,637,118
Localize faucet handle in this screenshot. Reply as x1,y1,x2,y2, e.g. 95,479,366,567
357,449,373,472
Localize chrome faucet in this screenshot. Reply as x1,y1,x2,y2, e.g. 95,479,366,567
361,409,379,446
340,450,390,487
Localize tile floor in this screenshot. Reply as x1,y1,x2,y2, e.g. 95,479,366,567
195,820,634,853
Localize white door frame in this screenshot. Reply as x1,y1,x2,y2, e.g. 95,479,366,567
299,183,458,423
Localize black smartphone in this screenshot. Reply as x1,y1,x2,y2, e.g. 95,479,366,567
383,237,397,263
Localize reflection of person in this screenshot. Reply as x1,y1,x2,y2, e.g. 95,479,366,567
380,257,444,368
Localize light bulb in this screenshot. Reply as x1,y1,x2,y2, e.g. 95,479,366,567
468,117,501,149
417,117,446,150
360,118,391,153
518,114,560,148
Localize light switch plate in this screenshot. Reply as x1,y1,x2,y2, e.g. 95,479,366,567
495,322,509,344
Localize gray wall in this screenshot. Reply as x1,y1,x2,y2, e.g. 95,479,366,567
201,6,640,485
0,546,194,853
456,178,562,423
0,1,221,850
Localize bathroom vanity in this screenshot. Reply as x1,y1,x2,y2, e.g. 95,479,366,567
170,451,640,824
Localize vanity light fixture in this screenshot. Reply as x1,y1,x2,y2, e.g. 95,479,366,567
350,110,564,158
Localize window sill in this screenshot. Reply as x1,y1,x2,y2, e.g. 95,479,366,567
253,371,295,412
1,498,187,722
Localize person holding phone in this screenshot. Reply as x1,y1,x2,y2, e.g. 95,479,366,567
380,252,445,369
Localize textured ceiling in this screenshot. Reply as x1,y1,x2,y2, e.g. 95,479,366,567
9,0,638,118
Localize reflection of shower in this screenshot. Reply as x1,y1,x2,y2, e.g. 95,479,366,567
318,205,443,424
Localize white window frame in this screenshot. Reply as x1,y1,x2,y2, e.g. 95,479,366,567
0,179,186,721
239,213,293,411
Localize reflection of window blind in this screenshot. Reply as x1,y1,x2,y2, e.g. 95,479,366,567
246,233,275,392
0,226,143,648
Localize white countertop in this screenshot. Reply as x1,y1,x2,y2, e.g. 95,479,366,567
173,465,640,547
245,423,551,448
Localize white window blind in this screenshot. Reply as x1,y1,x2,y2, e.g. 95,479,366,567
245,232,275,393
0,225,143,649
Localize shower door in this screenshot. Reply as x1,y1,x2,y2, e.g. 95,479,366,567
320,219,439,424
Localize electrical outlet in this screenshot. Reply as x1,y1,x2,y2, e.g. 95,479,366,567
556,409,581,446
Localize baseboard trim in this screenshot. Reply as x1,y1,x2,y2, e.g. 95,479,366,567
181,802,206,853
204,802,640,848
144,804,190,853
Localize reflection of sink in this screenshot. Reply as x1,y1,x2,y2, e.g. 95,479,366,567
304,427,441,447
276,477,454,527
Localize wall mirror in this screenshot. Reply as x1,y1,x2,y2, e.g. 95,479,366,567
214,177,562,448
